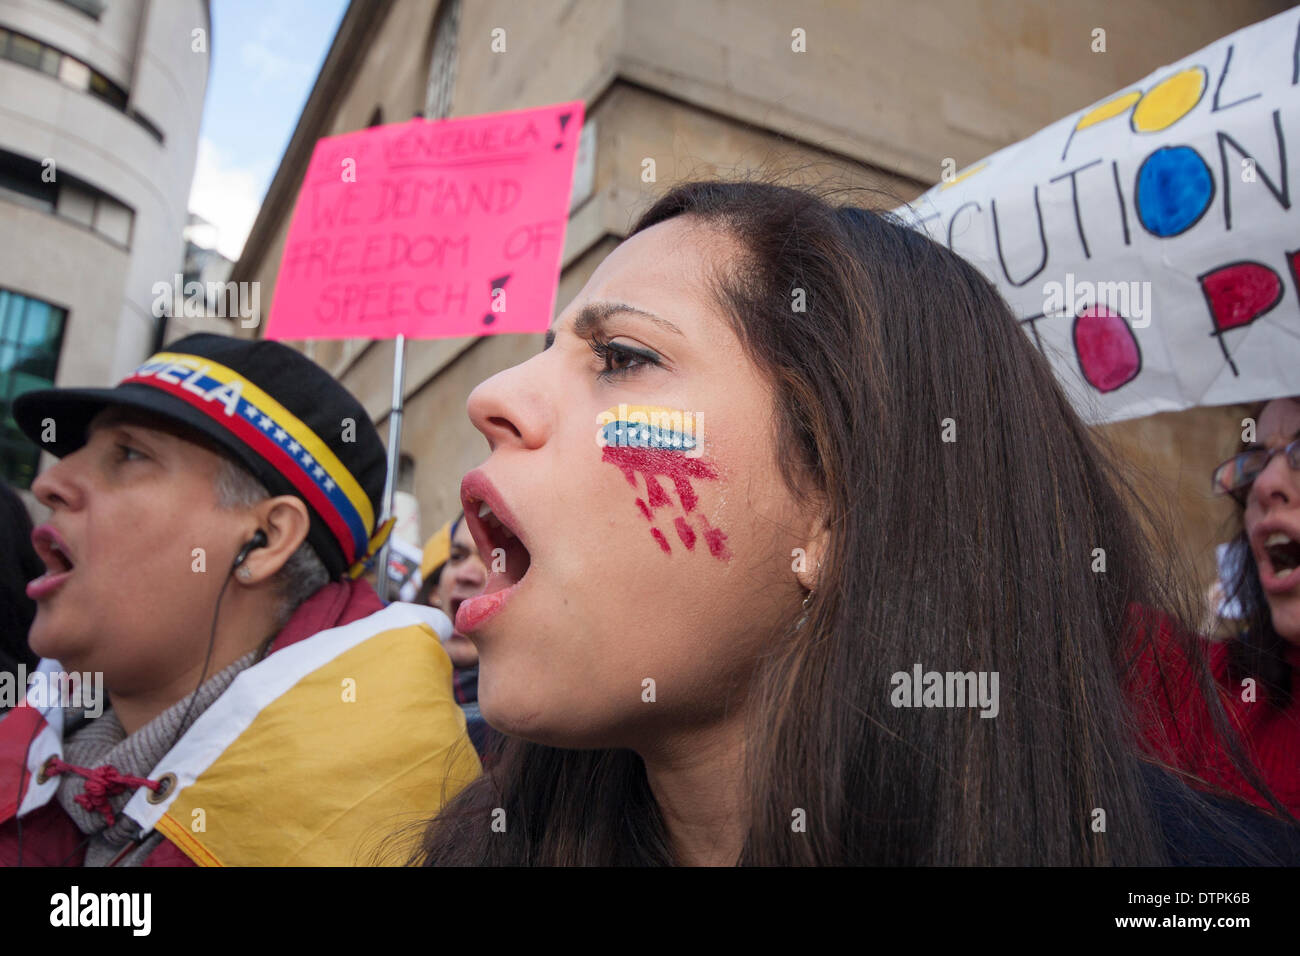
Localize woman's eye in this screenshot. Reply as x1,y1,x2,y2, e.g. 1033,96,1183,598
589,338,660,381
116,444,146,462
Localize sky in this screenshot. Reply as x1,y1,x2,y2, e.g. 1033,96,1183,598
187,0,349,262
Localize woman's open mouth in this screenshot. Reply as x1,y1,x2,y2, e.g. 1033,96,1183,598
1258,528,1300,594
457,470,533,633
28,524,75,601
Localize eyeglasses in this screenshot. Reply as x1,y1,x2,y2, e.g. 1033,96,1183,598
1211,437,1300,504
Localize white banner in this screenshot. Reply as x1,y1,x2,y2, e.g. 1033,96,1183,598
902,8,1300,424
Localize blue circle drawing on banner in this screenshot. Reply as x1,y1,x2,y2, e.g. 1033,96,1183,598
1134,145,1214,238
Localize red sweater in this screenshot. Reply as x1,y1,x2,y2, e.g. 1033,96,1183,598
1130,611,1300,816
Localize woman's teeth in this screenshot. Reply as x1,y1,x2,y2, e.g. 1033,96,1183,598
477,501,516,539
1264,531,1300,578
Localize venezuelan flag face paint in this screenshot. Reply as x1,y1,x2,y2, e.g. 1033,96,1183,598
596,405,730,560
595,403,703,455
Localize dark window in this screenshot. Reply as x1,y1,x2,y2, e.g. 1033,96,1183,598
38,45,61,76
128,108,164,142
0,290,67,489
8,33,42,70
54,0,107,18
0,27,160,142
0,148,136,248
87,70,127,110
0,151,56,213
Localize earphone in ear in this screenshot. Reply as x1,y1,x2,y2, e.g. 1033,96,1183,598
233,529,269,570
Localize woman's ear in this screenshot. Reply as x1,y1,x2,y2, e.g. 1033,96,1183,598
238,495,312,584
794,513,830,593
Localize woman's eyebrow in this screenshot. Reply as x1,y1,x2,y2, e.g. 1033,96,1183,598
1245,426,1300,451
545,300,684,346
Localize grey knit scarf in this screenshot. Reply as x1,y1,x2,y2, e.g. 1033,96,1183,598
54,651,257,867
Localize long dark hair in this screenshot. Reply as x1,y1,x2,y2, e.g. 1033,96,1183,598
411,177,1285,864
1220,403,1294,708
1,483,40,695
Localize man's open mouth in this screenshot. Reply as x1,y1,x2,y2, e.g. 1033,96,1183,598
32,525,75,576
28,524,75,600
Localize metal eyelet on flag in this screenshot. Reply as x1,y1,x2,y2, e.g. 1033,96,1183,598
35,756,56,785
146,772,178,804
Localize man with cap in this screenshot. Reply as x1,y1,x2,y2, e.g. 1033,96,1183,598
0,333,481,866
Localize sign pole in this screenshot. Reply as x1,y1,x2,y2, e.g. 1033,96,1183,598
375,332,406,600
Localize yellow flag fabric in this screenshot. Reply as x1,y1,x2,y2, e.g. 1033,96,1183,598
148,612,480,865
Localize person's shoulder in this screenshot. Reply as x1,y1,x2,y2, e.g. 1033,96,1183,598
290,597,451,646
346,603,457,656
1141,762,1300,865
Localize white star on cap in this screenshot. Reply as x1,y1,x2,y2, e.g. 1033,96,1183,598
259,415,274,430
273,427,287,442
313,465,326,480
286,440,301,454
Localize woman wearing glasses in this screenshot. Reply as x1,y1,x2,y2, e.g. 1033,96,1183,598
1203,398,1300,812
1133,396,1300,822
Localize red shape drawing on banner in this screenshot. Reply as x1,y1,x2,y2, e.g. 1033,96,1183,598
1073,306,1141,393
1199,261,1283,334
265,101,584,341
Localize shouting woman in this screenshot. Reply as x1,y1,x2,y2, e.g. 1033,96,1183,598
1133,396,1300,818
415,178,1298,865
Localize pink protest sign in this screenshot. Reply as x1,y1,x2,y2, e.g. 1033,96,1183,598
265,101,584,341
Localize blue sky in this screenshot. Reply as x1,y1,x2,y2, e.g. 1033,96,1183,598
187,0,349,261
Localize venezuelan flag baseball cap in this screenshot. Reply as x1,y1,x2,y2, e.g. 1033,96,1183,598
13,333,391,580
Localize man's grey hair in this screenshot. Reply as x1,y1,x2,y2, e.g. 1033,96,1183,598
213,456,330,627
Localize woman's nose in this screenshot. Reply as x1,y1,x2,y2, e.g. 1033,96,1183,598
465,356,552,453
1249,449,1297,510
